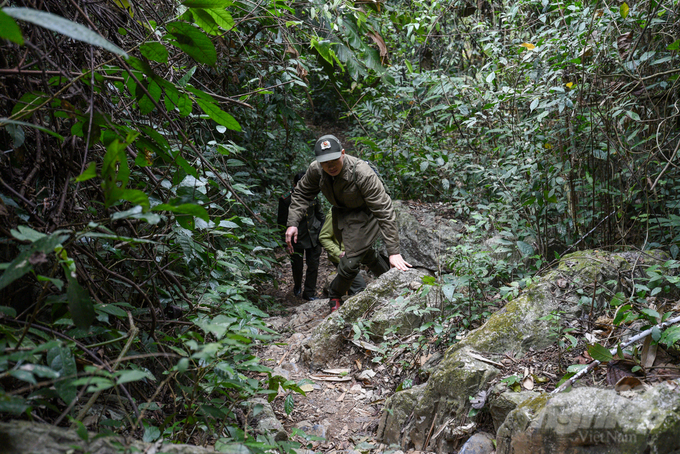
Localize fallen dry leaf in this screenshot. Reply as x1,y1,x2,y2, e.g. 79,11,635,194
614,376,643,392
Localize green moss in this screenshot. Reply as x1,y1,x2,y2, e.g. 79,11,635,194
557,251,630,282
517,394,551,414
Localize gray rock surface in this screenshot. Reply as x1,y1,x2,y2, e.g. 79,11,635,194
488,386,539,432
0,420,214,454
496,384,680,454
390,200,465,271
247,397,288,441
459,432,495,454
378,250,669,452
298,267,439,370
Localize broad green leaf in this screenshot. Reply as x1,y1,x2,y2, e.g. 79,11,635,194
0,393,29,414
620,2,629,18
182,0,233,7
311,38,334,64
587,343,613,362
660,326,680,347
66,274,95,330
140,42,168,63
153,202,209,221
640,308,660,320
0,10,24,44
613,304,632,325
118,189,150,208
165,22,216,66
10,369,37,385
205,8,234,31
95,303,128,318
5,123,25,148
10,92,49,120
0,306,17,317
75,162,97,182
11,225,46,242
137,80,161,114
116,369,154,385
37,275,64,290
190,9,220,36
176,215,195,230
177,66,197,86
626,111,640,122
566,364,587,373
668,40,680,51
610,292,626,306
178,93,192,116
195,98,241,131
111,206,161,224
3,7,127,57
516,240,534,257
0,233,68,291
284,394,294,415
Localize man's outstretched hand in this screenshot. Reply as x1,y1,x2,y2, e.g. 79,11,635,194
285,226,298,254
389,254,412,271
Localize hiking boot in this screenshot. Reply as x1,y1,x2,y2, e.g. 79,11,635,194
329,298,342,313
293,286,301,297
302,294,317,301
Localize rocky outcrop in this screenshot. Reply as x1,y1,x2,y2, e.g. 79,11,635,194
497,383,680,454
298,267,439,370
0,420,213,454
378,250,669,452
390,200,466,271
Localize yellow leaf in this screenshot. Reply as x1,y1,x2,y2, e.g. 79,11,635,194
520,43,536,50
112,0,134,17
620,2,629,19
544,143,553,149
566,82,574,89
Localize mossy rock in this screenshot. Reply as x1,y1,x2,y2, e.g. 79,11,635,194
379,250,669,451
497,384,680,454
0,421,213,454
379,346,499,451
298,268,437,369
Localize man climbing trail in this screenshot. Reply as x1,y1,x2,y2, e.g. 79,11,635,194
319,208,366,296
285,134,411,312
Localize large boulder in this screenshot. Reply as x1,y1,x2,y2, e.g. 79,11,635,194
378,250,668,451
298,267,439,370
390,200,466,271
497,384,680,454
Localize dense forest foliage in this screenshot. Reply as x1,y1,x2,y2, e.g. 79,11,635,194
1,0,679,451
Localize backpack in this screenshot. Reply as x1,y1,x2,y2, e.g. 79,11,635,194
353,159,391,196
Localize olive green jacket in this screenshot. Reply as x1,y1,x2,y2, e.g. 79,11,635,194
319,209,342,264
287,154,400,257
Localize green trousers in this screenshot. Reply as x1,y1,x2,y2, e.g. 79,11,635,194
329,248,389,298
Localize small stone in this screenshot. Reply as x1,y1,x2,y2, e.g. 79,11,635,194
458,432,495,454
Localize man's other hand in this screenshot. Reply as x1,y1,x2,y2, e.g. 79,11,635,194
285,226,298,254
389,254,412,271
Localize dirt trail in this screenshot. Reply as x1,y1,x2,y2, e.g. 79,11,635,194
257,250,430,453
